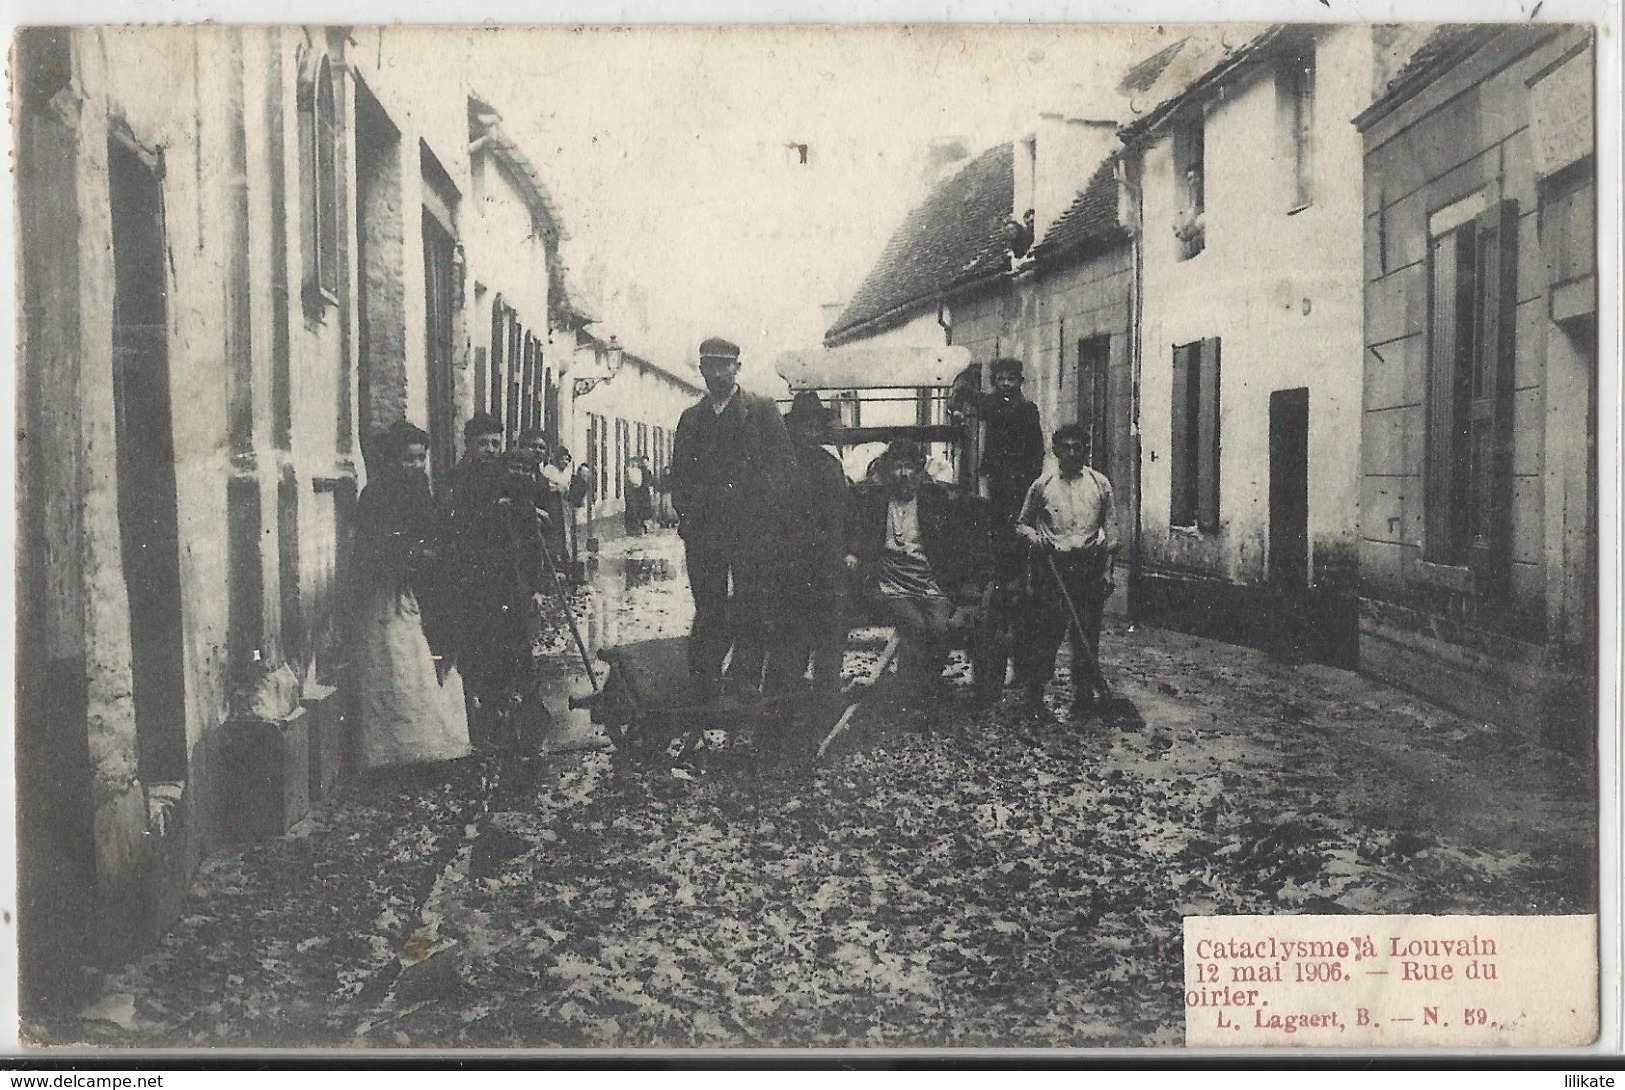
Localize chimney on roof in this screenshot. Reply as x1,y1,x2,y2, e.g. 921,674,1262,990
920,136,971,192
1030,113,1120,248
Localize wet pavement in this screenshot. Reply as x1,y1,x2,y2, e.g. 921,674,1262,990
32,528,1597,1049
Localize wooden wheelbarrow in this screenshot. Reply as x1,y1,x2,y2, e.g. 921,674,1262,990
568,636,806,762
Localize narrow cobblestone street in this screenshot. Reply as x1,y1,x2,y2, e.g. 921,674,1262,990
30,528,1595,1050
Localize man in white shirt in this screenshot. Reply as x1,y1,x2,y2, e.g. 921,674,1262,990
1013,423,1120,722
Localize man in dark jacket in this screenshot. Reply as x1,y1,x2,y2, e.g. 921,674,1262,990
443,412,549,745
845,440,987,707
979,357,1046,559
766,391,849,703
975,357,1046,695
671,336,796,699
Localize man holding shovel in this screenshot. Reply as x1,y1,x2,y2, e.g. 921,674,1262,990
1014,423,1120,723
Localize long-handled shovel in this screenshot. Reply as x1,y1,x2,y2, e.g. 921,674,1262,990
492,481,599,693
535,525,598,692
1044,551,1142,727
815,631,901,760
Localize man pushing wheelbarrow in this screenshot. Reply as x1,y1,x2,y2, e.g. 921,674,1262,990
1012,422,1136,726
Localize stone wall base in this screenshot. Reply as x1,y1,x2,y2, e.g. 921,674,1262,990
1359,597,1594,754
1131,568,1359,669
90,778,194,968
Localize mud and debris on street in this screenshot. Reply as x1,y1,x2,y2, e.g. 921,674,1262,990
33,530,1594,1049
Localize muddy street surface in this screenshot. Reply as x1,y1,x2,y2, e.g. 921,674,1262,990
35,530,1596,1049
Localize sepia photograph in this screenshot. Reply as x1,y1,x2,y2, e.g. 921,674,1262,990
6,10,1612,1053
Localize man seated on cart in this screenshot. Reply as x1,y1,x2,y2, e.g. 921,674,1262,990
844,439,989,720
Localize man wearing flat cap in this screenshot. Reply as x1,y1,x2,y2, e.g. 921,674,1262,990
671,337,797,700
976,357,1046,695
979,357,1046,548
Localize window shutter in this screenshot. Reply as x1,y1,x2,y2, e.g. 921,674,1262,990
314,65,338,298
508,320,523,440
1424,234,1461,562
1091,339,1110,473
1197,337,1222,532
490,301,505,425
1170,343,1195,526
1468,199,1519,583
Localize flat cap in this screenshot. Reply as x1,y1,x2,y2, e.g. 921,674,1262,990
698,337,741,362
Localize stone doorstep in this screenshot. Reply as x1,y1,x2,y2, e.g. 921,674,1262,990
223,705,311,843
301,681,347,803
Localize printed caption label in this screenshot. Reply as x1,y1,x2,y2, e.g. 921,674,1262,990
1184,914,1597,1047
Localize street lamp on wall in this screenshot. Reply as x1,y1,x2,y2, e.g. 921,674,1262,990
572,335,624,398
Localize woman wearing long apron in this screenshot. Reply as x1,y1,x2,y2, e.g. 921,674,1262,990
353,420,472,770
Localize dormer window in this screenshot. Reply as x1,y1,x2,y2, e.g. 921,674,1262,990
1172,112,1205,260
1007,208,1035,264
299,50,340,315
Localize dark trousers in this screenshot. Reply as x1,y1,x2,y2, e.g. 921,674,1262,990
884,594,953,696
1016,550,1108,706
685,533,772,690
460,597,532,742
987,476,1033,581
767,573,846,698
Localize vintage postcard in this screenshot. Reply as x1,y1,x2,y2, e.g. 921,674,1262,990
7,14,1613,1054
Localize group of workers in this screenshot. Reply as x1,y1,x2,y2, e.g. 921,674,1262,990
669,337,1121,745
351,412,594,767
352,335,1121,767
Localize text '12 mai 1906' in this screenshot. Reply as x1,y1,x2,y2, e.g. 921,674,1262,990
1183,914,1597,1047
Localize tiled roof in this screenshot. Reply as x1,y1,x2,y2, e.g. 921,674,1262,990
1380,24,1498,99
824,143,1014,346
468,93,567,241
1118,37,1190,94
1119,26,1286,143
1032,153,1126,268
1357,24,1555,128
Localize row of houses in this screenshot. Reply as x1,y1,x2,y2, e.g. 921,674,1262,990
827,25,1597,750
12,25,700,1008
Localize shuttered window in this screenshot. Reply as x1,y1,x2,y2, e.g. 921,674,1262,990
1077,335,1111,473
490,300,506,427
1171,338,1221,531
1424,200,1517,573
